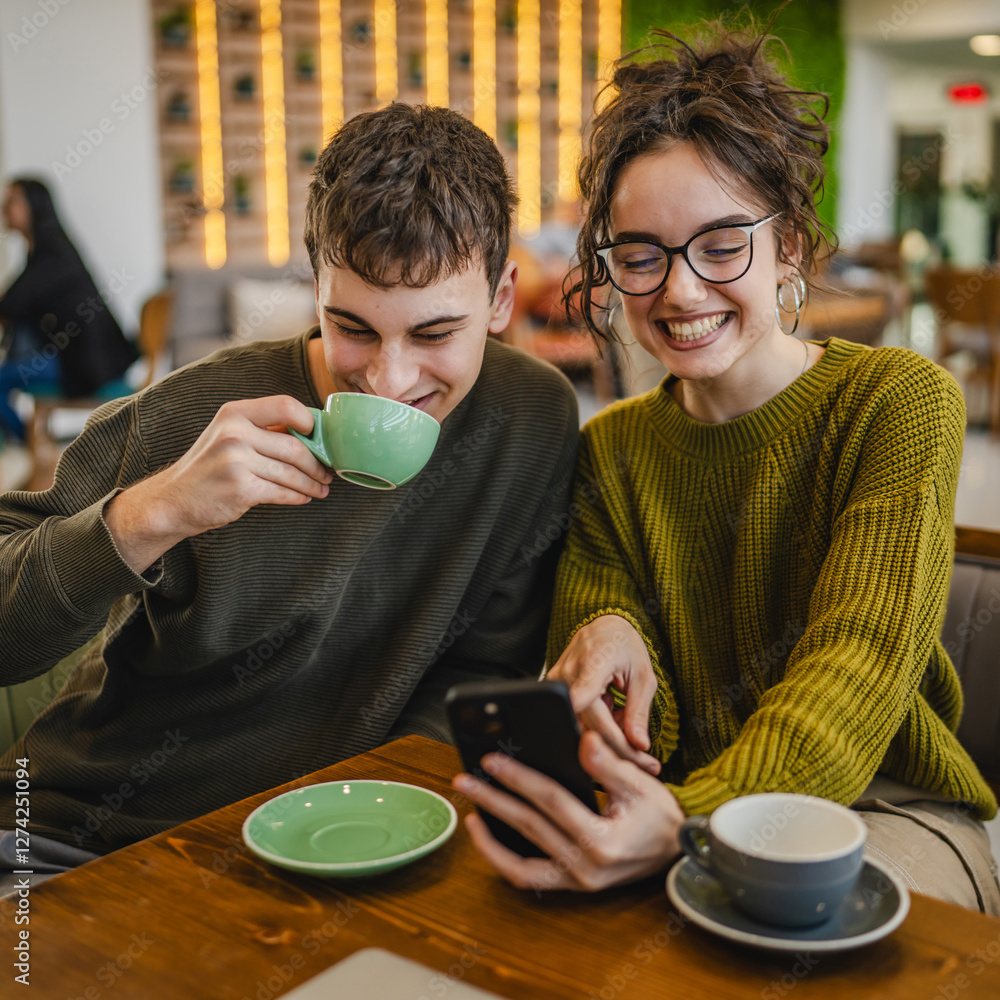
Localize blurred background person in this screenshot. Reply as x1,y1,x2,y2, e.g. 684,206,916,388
0,177,136,445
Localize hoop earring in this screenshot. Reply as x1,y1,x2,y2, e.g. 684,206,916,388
606,299,622,337
775,272,806,336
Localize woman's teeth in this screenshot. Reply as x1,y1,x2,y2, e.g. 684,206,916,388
665,312,729,342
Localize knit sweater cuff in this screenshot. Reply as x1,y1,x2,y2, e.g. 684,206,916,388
49,489,163,617
569,608,661,674
564,608,683,765
668,775,738,817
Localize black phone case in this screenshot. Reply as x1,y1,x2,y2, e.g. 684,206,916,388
445,678,599,858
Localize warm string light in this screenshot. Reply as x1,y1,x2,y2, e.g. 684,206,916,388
517,0,541,237
319,0,344,141
558,0,582,202
374,0,398,105
472,0,496,139
193,0,604,260
426,0,449,107
194,0,225,268
596,0,621,111
259,0,289,265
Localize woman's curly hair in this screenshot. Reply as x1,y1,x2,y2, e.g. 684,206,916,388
567,18,837,340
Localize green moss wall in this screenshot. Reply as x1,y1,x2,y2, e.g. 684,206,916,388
621,1,844,231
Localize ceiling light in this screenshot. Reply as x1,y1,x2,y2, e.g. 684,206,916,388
970,35,1000,56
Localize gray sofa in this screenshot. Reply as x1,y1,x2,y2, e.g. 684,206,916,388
167,263,316,368
947,536,1000,792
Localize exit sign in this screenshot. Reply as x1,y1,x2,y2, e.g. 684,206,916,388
948,82,989,104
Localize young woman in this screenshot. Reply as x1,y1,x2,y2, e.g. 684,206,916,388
454,21,1000,913
0,177,136,443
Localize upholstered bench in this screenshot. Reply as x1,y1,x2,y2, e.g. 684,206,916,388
949,529,1000,801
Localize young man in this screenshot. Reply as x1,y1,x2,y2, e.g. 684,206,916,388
0,104,578,877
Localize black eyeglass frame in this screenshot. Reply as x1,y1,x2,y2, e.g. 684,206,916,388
595,214,780,296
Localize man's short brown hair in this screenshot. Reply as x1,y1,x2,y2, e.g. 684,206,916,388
304,103,517,298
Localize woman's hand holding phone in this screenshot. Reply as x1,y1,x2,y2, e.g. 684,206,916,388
454,730,684,892
546,614,661,775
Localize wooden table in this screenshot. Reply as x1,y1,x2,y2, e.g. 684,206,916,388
4,736,1000,999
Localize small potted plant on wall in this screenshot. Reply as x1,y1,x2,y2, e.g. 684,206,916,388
234,74,256,100
158,5,193,47
233,174,252,215
166,91,193,122
295,49,317,81
408,52,423,88
229,8,256,31
169,159,196,193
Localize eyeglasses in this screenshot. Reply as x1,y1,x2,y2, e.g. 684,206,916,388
596,215,779,296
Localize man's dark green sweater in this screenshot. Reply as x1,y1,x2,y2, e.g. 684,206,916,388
0,332,578,852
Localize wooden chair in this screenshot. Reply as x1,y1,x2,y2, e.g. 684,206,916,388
924,265,1000,435
502,241,615,406
799,286,894,346
851,239,904,277
24,289,172,490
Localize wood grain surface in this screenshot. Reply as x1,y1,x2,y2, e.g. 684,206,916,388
956,526,1000,561
3,736,1000,999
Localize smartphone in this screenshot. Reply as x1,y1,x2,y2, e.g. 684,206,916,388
445,678,599,858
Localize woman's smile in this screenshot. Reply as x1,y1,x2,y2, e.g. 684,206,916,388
657,311,733,347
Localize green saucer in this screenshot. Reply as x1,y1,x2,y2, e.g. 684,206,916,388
242,780,458,877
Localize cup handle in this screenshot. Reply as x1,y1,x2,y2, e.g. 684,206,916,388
288,407,332,467
678,815,713,872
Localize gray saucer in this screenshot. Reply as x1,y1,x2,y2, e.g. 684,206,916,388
666,856,910,952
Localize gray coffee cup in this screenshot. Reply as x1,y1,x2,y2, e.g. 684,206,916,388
678,793,866,928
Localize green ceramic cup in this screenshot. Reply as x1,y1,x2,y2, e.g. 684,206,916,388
290,392,440,490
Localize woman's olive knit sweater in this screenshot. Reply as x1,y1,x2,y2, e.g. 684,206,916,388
548,338,997,820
